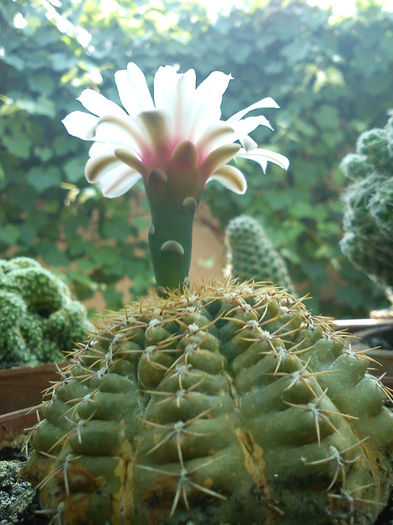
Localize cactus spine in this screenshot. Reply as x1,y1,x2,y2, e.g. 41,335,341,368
340,111,393,291
23,281,393,524
226,215,296,295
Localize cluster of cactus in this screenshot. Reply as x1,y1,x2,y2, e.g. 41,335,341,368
226,215,296,295
0,257,92,365
23,280,393,524
340,111,393,291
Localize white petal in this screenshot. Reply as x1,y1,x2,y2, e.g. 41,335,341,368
62,111,98,140
85,153,119,182
207,165,247,194
174,69,196,138
239,147,289,173
85,154,141,197
227,97,279,123
154,67,196,139
153,65,180,111
199,144,241,178
88,141,116,158
101,169,141,198
114,62,154,117
77,89,126,118
93,114,146,155
195,123,236,157
189,71,232,141
230,115,273,137
241,136,258,151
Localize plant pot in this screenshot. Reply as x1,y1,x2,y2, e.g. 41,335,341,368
0,362,65,416
0,406,41,445
0,362,65,446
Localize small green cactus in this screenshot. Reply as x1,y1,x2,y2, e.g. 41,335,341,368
0,257,92,365
226,215,296,295
23,281,393,524
340,112,393,291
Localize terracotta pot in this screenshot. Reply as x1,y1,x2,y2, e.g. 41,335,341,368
0,405,41,444
0,362,65,415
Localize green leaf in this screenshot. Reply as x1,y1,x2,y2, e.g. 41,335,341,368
314,105,340,129
0,224,20,245
42,246,69,266
2,132,31,159
103,287,123,308
34,146,53,162
27,166,62,192
102,220,130,240
74,257,96,271
19,222,37,246
27,73,56,96
14,97,56,117
64,157,85,182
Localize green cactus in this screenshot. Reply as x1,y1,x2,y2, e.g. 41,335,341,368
226,215,296,295
23,280,393,524
340,112,393,291
0,257,92,365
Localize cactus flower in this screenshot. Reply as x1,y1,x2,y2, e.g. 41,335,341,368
63,62,288,199
62,63,288,291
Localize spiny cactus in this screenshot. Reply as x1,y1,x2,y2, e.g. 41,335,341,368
0,257,92,365
23,281,393,524
226,215,296,295
340,111,393,291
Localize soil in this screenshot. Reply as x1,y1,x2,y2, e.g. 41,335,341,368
0,446,45,525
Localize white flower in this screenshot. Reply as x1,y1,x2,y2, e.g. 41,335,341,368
62,62,289,199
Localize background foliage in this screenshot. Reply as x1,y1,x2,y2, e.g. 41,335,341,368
1,0,393,315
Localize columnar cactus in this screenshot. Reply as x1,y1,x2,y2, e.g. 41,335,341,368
340,111,393,291
226,215,296,295
0,257,91,365
23,281,393,524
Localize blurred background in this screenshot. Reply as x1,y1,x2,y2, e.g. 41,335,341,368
1,0,393,317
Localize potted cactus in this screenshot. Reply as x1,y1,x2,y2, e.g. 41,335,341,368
225,214,296,295
0,256,92,441
15,63,393,524
339,112,393,381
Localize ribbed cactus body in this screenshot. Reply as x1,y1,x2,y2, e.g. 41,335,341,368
0,257,91,364
340,113,393,289
226,215,296,295
23,281,393,524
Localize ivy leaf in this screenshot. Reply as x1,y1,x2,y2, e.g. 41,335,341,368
13,97,55,117
34,146,53,162
0,224,20,245
64,157,85,182
41,245,69,266
2,54,24,70
2,132,31,159
18,222,36,246
102,220,130,240
103,287,123,308
314,105,340,129
27,73,56,96
27,166,62,192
